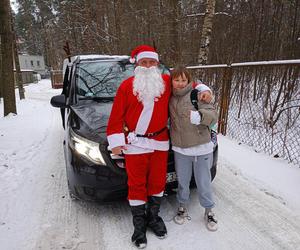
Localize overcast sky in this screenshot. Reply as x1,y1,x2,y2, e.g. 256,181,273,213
10,0,18,13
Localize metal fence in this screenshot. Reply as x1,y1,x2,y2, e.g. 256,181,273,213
187,60,300,166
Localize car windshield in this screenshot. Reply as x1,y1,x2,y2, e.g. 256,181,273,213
75,60,170,99
76,60,134,98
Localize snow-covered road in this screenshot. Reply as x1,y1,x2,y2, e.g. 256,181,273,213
34,160,300,250
1,80,300,250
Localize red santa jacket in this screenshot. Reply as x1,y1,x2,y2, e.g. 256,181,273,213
107,74,171,154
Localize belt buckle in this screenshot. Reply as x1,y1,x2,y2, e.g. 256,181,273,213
147,132,154,137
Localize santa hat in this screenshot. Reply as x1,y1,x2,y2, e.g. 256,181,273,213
129,45,159,63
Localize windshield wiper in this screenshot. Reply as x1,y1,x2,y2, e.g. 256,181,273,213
78,96,114,102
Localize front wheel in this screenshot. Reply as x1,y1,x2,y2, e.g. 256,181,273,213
67,180,79,201
69,192,79,201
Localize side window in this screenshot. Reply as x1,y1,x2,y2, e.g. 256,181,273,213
37,61,40,67
31,60,34,67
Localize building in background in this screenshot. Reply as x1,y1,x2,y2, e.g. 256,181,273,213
18,54,47,78
13,54,48,85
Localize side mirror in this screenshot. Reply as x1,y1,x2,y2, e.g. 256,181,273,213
50,95,68,108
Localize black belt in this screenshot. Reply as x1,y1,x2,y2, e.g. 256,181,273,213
136,127,167,138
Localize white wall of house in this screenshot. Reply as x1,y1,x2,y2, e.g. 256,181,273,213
18,55,46,76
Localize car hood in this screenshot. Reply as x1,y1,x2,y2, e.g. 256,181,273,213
70,100,113,141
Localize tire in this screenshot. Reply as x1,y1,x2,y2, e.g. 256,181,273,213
67,180,79,201
69,192,79,201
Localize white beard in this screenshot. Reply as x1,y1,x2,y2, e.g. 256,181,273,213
133,66,165,104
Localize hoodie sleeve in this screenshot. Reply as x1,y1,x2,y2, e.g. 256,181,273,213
198,102,218,127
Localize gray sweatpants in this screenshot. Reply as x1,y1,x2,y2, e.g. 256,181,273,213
174,151,215,209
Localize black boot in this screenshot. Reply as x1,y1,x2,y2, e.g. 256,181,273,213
130,204,147,249
147,196,167,238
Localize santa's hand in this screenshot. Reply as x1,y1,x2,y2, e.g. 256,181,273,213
190,110,201,125
127,132,138,144
111,146,126,155
198,90,212,103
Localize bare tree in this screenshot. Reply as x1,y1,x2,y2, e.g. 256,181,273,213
198,0,216,65
0,0,17,116
0,37,2,99
12,16,25,100
13,0,300,69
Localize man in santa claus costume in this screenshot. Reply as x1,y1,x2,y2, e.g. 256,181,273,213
107,45,212,249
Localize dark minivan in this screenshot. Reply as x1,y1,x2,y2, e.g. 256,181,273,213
50,55,218,202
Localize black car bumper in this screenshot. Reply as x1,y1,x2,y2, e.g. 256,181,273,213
64,142,217,202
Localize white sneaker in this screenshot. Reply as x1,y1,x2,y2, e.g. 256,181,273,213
205,211,218,231
173,207,190,225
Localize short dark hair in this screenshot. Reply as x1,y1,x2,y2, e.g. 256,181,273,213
170,66,192,83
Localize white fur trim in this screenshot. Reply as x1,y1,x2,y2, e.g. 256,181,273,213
124,138,169,154
195,84,212,93
107,133,125,150
129,57,135,63
135,101,154,135
124,145,154,154
129,200,146,206
152,191,164,197
136,51,159,62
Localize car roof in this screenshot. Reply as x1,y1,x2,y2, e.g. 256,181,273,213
77,54,129,61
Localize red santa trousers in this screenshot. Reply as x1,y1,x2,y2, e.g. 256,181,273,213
125,150,168,202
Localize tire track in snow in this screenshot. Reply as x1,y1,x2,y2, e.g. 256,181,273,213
213,162,300,250
0,105,63,250
33,124,106,249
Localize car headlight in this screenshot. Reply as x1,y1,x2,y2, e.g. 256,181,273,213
69,129,106,165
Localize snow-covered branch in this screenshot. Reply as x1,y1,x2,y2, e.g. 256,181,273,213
187,12,232,17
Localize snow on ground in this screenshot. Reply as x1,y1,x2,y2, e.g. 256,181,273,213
0,80,63,249
0,79,300,250
218,135,300,212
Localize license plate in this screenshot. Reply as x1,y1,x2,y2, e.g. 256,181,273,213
166,172,177,183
